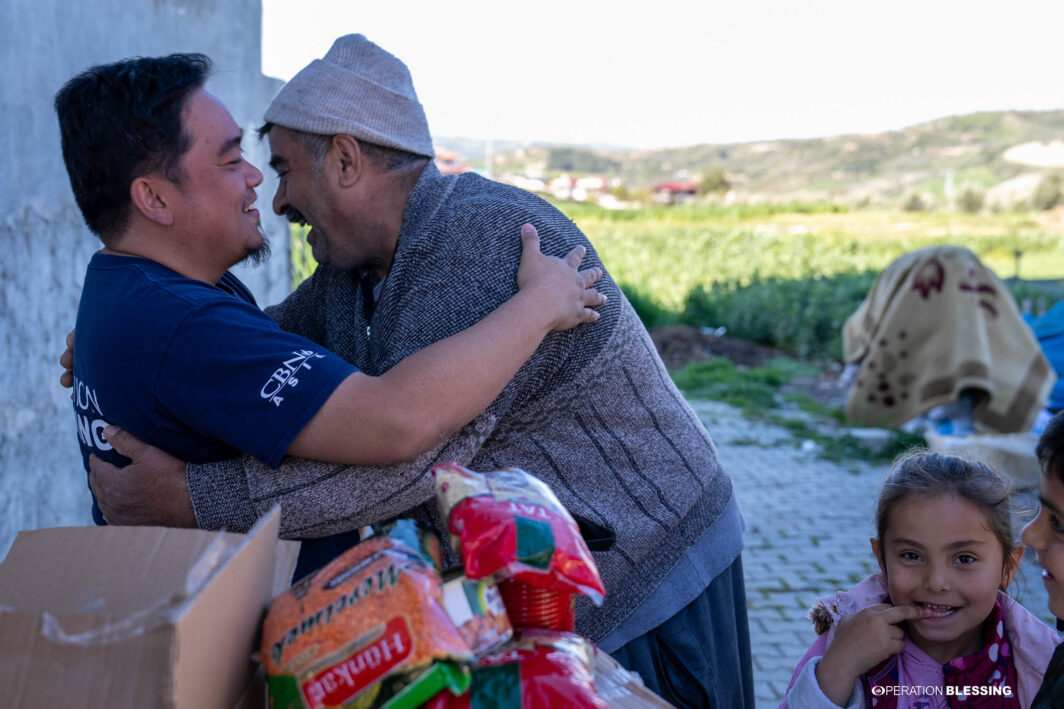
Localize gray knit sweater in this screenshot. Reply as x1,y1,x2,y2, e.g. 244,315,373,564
187,163,736,642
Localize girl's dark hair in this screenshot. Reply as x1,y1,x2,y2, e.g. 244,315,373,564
54,53,212,243
875,450,1017,569
1037,411,1064,482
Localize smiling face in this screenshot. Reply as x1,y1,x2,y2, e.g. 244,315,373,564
168,89,266,272
1021,472,1064,619
267,127,333,262
266,127,407,278
872,492,1019,664
267,126,371,270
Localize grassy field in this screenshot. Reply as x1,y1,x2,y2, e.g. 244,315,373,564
566,202,1064,311
555,202,1064,359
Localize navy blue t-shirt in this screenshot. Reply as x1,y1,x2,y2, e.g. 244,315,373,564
73,253,359,572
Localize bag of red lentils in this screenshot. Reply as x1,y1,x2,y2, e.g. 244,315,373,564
260,521,472,709
433,463,605,604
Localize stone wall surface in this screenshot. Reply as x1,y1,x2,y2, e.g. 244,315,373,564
0,0,289,555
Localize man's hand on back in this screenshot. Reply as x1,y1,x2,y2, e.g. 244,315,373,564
89,426,198,528
60,328,74,393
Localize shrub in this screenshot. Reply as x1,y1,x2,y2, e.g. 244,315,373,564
619,284,676,329
1033,173,1063,211
956,187,984,213
697,168,730,196
902,192,927,211
680,272,879,360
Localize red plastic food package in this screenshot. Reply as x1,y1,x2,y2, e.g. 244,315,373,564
433,463,605,604
424,630,608,709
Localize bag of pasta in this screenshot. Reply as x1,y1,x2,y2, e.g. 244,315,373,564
423,630,608,709
433,463,605,604
261,521,472,709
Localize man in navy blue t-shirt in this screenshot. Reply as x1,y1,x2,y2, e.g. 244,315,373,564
55,53,603,578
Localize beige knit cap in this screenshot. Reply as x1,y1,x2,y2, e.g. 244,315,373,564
264,34,434,158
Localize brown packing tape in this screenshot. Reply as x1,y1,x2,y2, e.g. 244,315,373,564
34,532,236,648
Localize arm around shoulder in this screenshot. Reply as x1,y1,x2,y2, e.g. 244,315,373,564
187,441,464,539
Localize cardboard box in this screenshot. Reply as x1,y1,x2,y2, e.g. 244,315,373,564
0,506,298,708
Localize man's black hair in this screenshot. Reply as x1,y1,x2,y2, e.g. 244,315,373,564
54,53,212,244
1037,410,1064,482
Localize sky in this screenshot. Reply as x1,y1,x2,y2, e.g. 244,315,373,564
261,0,1064,150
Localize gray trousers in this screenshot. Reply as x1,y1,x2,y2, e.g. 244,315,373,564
610,554,754,709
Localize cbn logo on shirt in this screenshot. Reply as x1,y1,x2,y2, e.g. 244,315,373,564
261,350,327,407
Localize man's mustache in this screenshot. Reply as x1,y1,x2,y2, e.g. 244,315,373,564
283,207,309,227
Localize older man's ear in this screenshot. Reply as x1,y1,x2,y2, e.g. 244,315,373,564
331,134,364,188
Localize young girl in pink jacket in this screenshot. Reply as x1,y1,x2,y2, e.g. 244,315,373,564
782,451,1059,708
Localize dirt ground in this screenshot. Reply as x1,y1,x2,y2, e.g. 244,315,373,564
649,325,849,408
649,325,784,371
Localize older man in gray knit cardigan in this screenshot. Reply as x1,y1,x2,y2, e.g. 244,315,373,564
92,35,753,707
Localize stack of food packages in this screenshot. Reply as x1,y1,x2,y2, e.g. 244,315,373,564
259,462,610,709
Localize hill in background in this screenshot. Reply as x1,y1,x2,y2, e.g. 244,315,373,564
436,110,1064,208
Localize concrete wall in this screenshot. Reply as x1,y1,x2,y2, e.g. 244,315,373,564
0,0,290,555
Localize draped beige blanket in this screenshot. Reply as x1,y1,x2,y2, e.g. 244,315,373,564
842,246,1054,433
